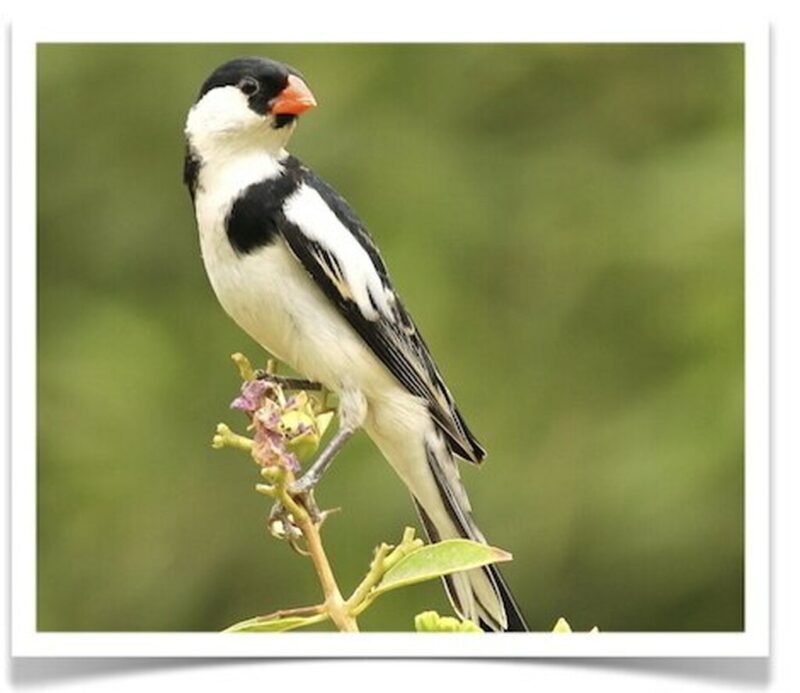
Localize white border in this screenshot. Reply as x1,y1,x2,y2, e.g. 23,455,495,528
10,24,770,658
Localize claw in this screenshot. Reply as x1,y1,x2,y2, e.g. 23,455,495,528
295,488,322,524
254,370,323,391
267,485,325,540
267,502,302,542
289,476,314,497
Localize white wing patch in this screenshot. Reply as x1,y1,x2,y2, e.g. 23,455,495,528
283,184,394,321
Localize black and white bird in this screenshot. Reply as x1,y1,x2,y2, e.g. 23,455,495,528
184,56,528,632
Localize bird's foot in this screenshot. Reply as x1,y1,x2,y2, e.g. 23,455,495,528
267,500,305,545
253,369,323,391
267,486,338,549
268,486,320,532
288,471,320,497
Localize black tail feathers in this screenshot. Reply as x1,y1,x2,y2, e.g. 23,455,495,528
413,496,529,632
481,563,528,632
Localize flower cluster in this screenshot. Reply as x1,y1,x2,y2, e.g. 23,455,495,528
230,378,333,472
414,610,481,633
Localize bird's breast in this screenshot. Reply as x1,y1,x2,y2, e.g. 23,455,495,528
192,152,404,405
195,199,395,400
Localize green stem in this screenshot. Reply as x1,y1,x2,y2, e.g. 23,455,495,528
212,423,253,452
346,543,393,612
346,527,424,617
259,604,326,620
277,473,359,633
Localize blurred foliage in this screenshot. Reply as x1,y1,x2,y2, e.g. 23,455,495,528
36,43,743,632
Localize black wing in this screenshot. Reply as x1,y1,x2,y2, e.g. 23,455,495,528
278,157,485,463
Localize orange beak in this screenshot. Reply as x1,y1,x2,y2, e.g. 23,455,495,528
270,75,317,116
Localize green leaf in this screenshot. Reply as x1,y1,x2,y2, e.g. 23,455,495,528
223,612,328,633
373,539,512,597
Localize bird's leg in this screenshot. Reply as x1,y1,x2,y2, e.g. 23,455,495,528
290,425,356,495
292,388,365,497
268,425,356,533
269,390,364,534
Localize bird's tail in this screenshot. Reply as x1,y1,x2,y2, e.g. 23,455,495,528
375,421,528,632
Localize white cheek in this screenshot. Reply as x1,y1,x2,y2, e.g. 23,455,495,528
185,86,262,138
185,85,294,163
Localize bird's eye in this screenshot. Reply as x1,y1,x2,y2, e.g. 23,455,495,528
239,77,259,96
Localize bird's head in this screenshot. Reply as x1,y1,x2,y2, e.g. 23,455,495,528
185,57,317,158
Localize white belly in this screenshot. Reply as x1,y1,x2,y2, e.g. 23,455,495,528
194,167,434,472
201,224,369,385
199,207,435,440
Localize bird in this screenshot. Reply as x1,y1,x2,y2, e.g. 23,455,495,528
183,56,528,632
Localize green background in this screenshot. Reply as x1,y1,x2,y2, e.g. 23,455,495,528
36,43,744,632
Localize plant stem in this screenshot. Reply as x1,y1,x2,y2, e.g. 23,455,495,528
279,477,359,633
346,543,392,612
346,528,424,617
260,604,325,620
